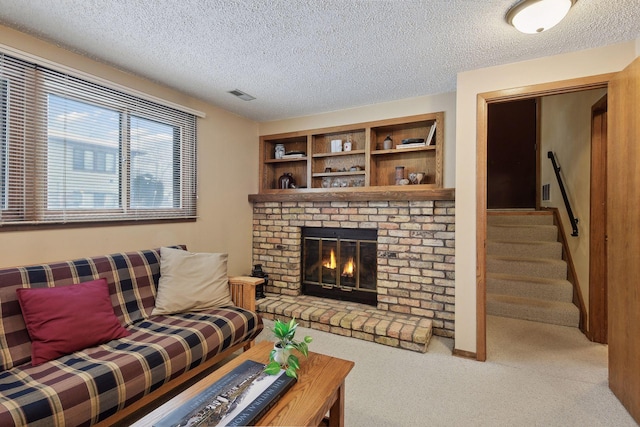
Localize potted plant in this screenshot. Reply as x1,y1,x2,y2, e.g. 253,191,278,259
264,318,312,378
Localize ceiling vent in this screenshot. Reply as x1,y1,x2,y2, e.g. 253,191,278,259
228,89,256,101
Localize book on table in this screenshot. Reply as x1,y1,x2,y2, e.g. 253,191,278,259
154,360,296,427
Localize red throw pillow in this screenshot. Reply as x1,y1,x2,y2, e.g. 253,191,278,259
16,278,130,366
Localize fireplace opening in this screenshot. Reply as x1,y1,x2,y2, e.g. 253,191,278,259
302,227,377,306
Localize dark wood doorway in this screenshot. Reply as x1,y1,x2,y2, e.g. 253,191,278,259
589,94,608,344
487,99,538,209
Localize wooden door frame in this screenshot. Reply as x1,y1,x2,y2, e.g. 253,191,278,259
589,94,608,343
535,98,542,210
476,74,614,361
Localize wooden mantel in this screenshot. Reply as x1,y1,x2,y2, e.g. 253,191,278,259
248,187,455,203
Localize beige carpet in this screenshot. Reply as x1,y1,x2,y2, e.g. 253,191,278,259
256,316,637,426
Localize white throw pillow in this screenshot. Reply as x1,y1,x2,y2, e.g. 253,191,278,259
152,247,233,315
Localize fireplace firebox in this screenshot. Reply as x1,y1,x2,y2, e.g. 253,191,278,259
302,227,377,306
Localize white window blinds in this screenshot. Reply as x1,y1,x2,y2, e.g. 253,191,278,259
0,52,197,226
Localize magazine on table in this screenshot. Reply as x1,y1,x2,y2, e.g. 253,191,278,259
154,360,296,427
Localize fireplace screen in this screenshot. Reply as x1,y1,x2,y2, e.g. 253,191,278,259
302,227,377,306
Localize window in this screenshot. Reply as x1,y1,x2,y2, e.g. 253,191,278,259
0,52,197,226
47,95,121,210
1,79,7,210
129,116,177,209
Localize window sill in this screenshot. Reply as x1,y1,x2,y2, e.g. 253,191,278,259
0,217,196,232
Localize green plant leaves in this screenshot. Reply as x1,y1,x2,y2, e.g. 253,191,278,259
294,341,309,357
272,319,288,338
287,354,300,371
265,317,313,378
285,366,298,379
264,361,282,375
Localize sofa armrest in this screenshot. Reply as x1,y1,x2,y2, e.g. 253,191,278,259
228,276,263,312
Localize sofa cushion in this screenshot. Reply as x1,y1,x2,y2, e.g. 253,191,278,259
0,307,263,426
16,278,131,366
152,247,233,315
0,247,183,370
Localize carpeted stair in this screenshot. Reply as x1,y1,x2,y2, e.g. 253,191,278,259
486,211,579,327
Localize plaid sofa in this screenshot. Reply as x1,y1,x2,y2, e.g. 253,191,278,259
0,247,263,426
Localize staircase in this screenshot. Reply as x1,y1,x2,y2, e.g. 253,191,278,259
486,211,580,328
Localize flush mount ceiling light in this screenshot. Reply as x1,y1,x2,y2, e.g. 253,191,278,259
228,89,256,101
506,0,576,34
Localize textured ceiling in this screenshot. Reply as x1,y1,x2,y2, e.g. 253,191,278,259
0,1,638,122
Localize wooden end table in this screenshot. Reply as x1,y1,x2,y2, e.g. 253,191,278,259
130,340,355,426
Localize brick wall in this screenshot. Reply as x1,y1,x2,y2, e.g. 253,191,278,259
252,199,455,338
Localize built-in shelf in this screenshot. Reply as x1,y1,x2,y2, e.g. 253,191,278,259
264,157,308,164
258,112,444,193
312,171,365,178
371,145,436,156
248,187,455,203
312,149,366,158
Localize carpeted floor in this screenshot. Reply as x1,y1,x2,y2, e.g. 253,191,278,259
256,315,637,426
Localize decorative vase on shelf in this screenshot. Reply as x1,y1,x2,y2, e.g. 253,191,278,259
383,135,393,150
278,172,296,189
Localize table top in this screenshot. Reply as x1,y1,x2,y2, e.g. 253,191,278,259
130,340,355,426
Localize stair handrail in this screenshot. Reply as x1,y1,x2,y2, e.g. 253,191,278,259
547,151,579,236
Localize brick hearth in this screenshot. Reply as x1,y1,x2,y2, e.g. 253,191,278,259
257,294,433,352
251,199,455,351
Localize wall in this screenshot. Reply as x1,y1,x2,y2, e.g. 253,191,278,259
540,88,607,318
259,92,457,188
455,41,637,354
0,25,260,275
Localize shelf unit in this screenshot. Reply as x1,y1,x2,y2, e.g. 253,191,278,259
258,112,443,193
310,127,366,189
260,134,309,190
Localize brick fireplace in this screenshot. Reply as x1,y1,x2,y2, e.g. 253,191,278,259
302,226,378,306
251,198,455,339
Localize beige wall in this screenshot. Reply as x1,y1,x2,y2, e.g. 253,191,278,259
455,42,637,354
540,88,607,319
259,92,457,188
0,25,260,275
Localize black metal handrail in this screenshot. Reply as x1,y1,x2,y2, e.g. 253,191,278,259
547,151,579,236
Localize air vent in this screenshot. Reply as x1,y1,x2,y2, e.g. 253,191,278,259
228,89,256,101
542,183,551,202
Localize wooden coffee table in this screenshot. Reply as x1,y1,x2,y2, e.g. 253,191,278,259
130,340,355,426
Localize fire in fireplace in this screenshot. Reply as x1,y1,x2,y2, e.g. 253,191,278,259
302,227,377,306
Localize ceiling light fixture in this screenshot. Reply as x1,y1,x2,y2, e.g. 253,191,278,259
228,89,256,101
506,0,576,34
